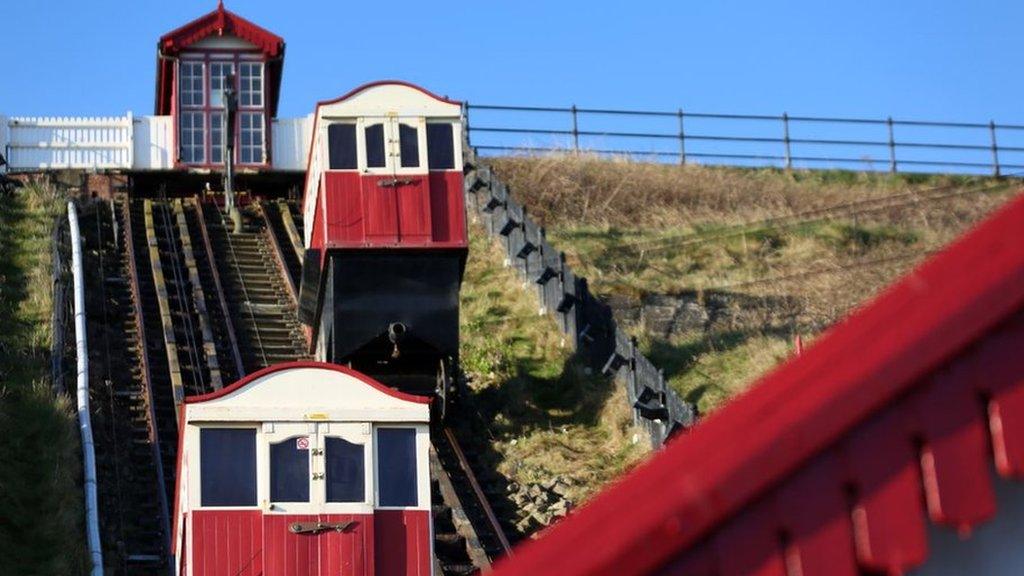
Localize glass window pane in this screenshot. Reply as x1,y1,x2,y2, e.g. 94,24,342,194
200,428,256,507
399,123,419,168
377,428,417,507
325,437,365,503
365,123,385,168
270,437,310,502
328,124,357,169
426,123,455,170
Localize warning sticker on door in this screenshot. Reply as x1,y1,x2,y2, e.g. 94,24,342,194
296,437,310,450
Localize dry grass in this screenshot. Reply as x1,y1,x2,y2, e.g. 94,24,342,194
459,216,648,529
0,183,88,575
488,154,1023,412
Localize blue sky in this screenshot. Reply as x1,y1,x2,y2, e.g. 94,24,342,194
2,1,1021,172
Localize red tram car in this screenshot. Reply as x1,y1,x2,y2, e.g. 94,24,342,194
297,81,467,403
171,362,434,576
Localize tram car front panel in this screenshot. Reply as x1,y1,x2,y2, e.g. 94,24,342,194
299,81,467,398
171,362,434,576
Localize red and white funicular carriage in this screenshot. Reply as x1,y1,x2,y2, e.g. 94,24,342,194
171,362,434,575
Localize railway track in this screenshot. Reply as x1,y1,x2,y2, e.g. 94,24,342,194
270,201,518,575
200,200,309,372
83,199,171,574
87,194,518,575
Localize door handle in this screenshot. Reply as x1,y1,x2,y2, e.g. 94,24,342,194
289,521,356,535
377,178,419,188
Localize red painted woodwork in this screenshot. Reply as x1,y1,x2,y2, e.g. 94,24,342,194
843,407,928,573
374,510,432,576
319,171,467,250
190,510,263,576
320,514,374,576
156,2,285,116
774,453,857,576
487,190,1024,576
713,500,786,576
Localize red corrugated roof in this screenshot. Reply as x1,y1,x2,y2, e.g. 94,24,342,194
490,189,1024,576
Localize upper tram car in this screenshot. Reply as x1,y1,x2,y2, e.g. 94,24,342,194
171,362,434,576
297,81,468,406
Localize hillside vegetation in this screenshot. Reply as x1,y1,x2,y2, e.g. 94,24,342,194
458,218,647,534
489,155,1022,414
0,184,87,574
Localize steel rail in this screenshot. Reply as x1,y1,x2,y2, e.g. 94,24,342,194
191,197,245,379
143,200,186,414
258,202,299,306
121,198,172,563
443,427,514,556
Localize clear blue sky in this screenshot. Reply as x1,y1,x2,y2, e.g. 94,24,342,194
1,0,1019,122
2,0,1022,173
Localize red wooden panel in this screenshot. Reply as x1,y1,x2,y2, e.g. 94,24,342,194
311,193,326,251
427,172,468,247
657,544,716,576
324,172,364,246
713,499,786,576
396,177,432,244
774,452,857,576
191,510,263,576
360,175,399,243
264,514,319,576
319,513,372,576
374,510,433,576
843,407,927,574
971,312,1024,478
428,172,451,243
909,361,995,531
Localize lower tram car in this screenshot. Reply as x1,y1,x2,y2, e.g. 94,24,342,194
171,362,434,576
298,81,468,410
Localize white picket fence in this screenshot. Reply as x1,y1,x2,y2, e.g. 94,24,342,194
0,114,312,172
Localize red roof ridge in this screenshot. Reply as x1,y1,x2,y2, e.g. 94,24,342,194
490,188,1024,576
184,361,432,405
158,4,284,56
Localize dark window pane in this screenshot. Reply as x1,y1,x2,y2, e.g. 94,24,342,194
399,124,419,168
365,123,385,168
270,437,310,502
426,123,455,170
328,124,357,169
201,428,256,507
325,437,364,503
377,428,417,507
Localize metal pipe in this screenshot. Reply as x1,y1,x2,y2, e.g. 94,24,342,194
69,201,104,576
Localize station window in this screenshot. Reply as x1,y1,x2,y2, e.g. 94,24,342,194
365,123,386,168
377,428,418,507
270,437,311,502
328,124,357,170
210,113,225,165
239,62,264,108
240,113,264,164
209,62,234,109
180,112,206,164
325,437,365,503
427,123,455,170
200,428,256,507
399,123,420,168
179,61,204,108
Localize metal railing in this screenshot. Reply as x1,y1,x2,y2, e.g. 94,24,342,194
465,103,1024,175
463,142,696,447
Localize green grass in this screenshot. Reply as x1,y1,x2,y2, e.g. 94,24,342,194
0,184,87,575
458,218,648,527
489,156,1023,411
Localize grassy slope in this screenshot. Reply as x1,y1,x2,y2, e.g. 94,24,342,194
459,217,647,531
0,184,86,574
489,156,1022,414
